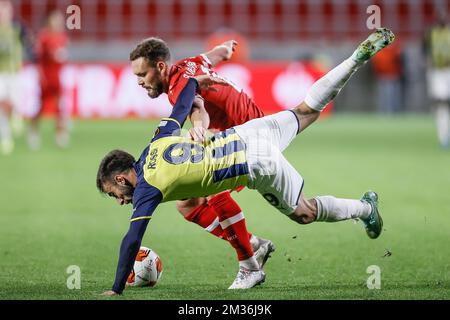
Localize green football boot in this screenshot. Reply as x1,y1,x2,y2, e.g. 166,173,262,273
360,191,383,239
351,28,395,63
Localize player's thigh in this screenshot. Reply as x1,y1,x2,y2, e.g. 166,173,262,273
288,193,317,225
234,110,299,152
251,150,304,216
176,197,207,217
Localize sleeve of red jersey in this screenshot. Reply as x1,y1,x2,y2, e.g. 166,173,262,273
168,55,213,106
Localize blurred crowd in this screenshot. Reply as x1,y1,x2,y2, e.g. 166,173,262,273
0,0,68,155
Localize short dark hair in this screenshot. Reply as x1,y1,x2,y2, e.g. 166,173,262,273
96,149,136,193
129,37,171,66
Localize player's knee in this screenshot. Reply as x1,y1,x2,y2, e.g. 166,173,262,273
293,101,319,116
176,198,206,217
291,102,320,132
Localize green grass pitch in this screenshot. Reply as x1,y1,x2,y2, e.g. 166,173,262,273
0,114,449,300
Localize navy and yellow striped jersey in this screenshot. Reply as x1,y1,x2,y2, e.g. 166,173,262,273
145,126,248,201
425,24,450,68
130,87,249,223
112,78,249,294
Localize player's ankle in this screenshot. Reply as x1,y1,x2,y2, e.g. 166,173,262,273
239,256,259,271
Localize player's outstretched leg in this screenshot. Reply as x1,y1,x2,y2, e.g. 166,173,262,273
291,28,395,133
207,192,266,289
179,195,275,270
289,191,383,239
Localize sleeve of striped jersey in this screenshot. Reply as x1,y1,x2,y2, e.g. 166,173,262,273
111,218,150,294
111,184,162,294
152,78,198,141
130,183,162,221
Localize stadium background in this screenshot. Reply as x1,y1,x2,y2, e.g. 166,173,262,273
12,0,446,116
1,0,449,300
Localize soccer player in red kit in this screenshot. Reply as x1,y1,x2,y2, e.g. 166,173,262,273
29,10,69,150
129,38,275,287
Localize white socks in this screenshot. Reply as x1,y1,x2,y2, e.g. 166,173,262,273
436,103,450,147
304,57,364,112
315,196,372,222
249,234,259,251
239,256,259,271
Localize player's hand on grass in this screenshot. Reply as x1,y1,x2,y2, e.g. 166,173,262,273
189,126,209,143
194,75,228,92
101,290,119,296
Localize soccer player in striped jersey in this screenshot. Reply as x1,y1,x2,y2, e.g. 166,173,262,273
129,37,274,278
98,28,394,295
424,13,450,148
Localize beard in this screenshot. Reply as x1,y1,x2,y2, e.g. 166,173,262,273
147,78,165,98
119,180,135,204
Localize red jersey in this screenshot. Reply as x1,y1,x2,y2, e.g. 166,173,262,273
36,28,68,87
167,54,264,131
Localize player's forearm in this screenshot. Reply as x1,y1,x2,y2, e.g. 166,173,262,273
169,78,199,127
111,219,149,294
204,45,229,67
111,234,141,294
190,100,210,129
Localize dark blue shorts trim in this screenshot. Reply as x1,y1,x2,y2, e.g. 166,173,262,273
288,110,301,135
296,179,305,205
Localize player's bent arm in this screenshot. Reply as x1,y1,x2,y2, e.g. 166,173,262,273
189,98,211,142
154,76,224,141
190,96,210,129
152,78,199,141
111,218,151,294
203,40,237,67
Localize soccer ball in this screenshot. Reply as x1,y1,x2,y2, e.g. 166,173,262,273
126,246,163,287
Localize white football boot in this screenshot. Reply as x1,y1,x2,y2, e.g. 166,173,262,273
252,236,276,269
228,267,266,289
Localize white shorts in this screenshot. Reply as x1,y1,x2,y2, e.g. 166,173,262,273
427,68,450,101
234,110,304,215
0,73,20,108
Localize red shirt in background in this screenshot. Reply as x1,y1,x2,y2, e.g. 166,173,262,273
167,54,264,131
371,44,402,80
35,28,68,92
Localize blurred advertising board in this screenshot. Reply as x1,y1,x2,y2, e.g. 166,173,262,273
17,61,332,119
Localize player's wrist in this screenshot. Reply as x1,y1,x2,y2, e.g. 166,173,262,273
111,284,123,294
